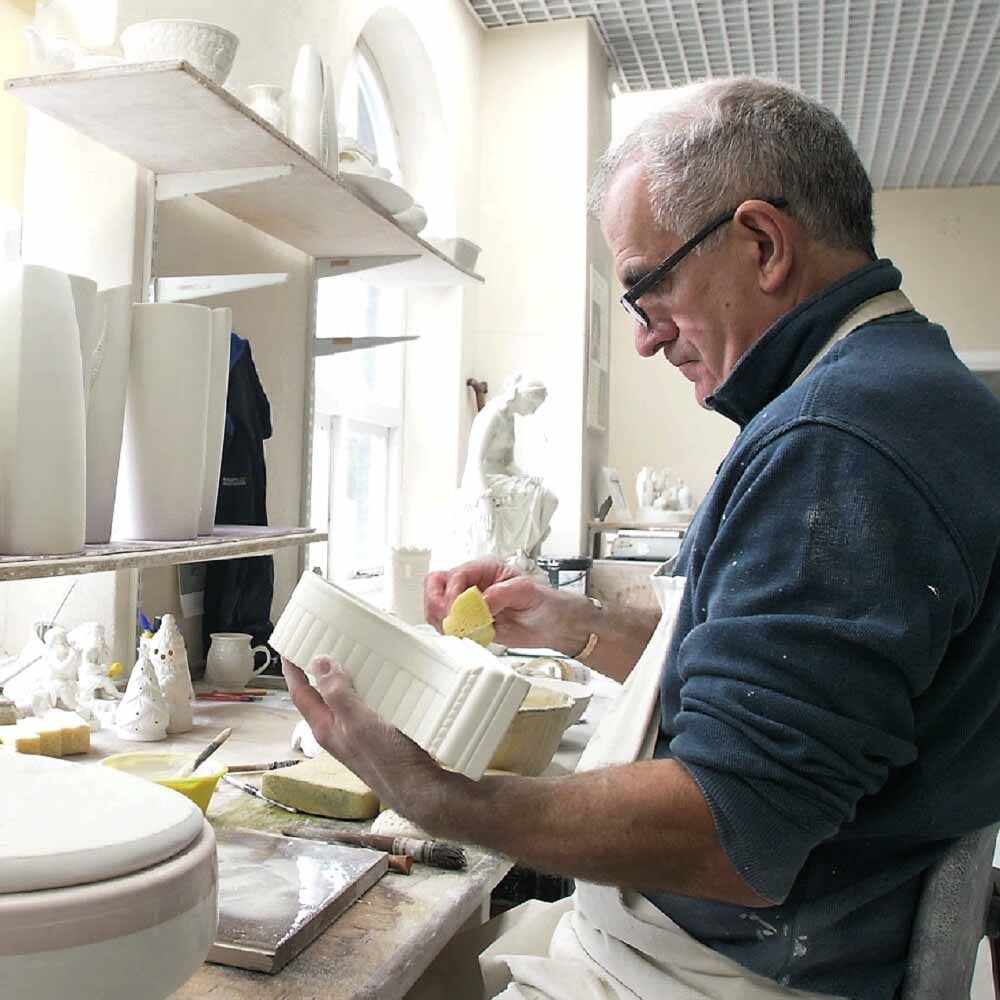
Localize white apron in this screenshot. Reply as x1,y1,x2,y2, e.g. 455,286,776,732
480,290,913,1000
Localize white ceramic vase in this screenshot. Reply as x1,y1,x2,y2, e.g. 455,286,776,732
198,307,231,535
246,84,285,131
386,547,431,626
288,44,332,163
82,285,133,544
113,303,212,541
0,264,86,555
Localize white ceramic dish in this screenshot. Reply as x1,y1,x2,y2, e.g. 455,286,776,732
522,675,593,726
0,755,217,1000
393,203,428,236
340,171,413,215
429,236,481,271
270,571,530,779
120,19,239,85
488,687,576,776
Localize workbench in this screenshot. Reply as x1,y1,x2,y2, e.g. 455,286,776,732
79,680,614,1000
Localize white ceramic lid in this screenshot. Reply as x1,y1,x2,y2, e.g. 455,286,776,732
0,755,204,893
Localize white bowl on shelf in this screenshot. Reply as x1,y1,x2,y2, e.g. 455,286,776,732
120,19,239,85
393,203,428,236
430,236,481,271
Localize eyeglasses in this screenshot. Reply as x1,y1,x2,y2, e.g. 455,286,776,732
620,198,789,328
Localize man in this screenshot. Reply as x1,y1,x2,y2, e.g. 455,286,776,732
284,77,1000,999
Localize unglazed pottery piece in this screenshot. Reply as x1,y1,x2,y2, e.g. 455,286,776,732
113,302,211,540
341,172,413,214
115,648,169,742
386,546,431,626
0,264,86,555
205,632,270,690
0,753,203,892
149,614,194,734
487,686,575,776
429,236,482,271
270,571,530,779
120,19,239,85
246,84,285,131
83,284,132,544
288,44,326,162
0,754,215,1000
198,306,231,535
393,203,428,236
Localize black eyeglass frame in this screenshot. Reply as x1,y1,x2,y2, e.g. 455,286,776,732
620,198,789,328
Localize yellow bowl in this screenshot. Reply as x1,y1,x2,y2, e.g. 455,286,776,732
101,752,227,815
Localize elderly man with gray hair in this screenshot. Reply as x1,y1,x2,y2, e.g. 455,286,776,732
284,76,1000,1000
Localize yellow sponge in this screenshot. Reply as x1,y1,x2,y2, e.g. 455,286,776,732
262,753,379,819
442,586,496,646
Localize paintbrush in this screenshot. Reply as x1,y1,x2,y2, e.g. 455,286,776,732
227,759,301,773
223,774,299,813
283,823,467,871
174,727,232,777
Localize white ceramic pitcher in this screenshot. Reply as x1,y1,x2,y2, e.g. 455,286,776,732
205,633,270,690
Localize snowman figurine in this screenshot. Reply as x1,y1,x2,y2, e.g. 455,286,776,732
148,614,194,734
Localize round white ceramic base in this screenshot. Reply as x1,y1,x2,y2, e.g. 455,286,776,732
0,821,217,1000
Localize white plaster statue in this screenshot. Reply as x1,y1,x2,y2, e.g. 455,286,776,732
148,614,194,734
442,374,559,572
75,623,121,706
636,466,695,522
115,648,169,742
33,626,80,715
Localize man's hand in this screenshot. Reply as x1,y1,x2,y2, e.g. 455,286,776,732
282,656,451,824
425,556,573,650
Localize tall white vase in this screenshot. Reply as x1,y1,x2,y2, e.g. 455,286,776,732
198,307,231,535
82,285,132,544
0,264,86,555
288,44,327,162
113,303,212,541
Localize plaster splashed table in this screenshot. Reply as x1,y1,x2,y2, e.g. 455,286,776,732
78,681,613,1000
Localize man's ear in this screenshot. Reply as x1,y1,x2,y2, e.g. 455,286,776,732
732,200,794,294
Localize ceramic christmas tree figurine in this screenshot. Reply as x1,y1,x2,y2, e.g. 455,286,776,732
115,647,169,741
149,613,194,734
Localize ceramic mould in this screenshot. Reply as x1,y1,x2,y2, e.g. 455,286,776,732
270,571,530,779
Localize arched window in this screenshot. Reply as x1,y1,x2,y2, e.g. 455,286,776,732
309,43,406,593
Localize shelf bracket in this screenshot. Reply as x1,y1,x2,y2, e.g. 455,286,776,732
153,272,289,302
155,165,293,201
314,335,419,357
316,255,421,279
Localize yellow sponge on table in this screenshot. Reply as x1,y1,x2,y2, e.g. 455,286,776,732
262,753,379,819
442,586,496,647
21,718,63,757
43,710,91,755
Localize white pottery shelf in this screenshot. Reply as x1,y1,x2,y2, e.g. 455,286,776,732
5,62,484,288
0,526,325,582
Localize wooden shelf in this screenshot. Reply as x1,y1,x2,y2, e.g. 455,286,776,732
0,526,325,582
6,61,483,287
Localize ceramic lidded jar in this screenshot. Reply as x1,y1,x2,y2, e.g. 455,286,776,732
113,302,212,541
0,264,86,555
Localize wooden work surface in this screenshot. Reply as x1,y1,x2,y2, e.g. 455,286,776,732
81,681,613,1000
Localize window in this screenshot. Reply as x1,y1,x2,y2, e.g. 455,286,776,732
309,44,405,599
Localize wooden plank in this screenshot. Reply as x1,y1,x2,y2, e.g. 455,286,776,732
0,526,325,582
5,62,483,286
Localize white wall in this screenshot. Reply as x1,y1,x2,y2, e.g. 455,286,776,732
472,18,610,557
605,92,1000,513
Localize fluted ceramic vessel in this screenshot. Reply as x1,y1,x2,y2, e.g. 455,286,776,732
288,45,329,163
0,264,86,554
113,303,211,541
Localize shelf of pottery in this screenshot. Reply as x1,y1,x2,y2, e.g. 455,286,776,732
6,25,485,287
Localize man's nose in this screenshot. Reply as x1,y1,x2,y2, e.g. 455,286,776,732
634,317,677,358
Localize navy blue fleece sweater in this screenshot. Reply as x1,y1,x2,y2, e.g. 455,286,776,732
646,260,1000,999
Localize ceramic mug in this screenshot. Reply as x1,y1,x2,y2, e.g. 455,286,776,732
205,632,270,689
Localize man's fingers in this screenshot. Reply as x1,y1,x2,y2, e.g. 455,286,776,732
282,657,335,742
425,571,449,627
483,576,542,616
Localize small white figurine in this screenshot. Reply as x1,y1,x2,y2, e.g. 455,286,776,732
636,466,695,521
115,648,169,742
437,374,559,572
148,614,194,734
73,623,121,705
34,626,80,715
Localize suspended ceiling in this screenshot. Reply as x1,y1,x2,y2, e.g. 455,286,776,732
463,1,1000,189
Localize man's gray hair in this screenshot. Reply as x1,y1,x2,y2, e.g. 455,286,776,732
589,77,874,253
